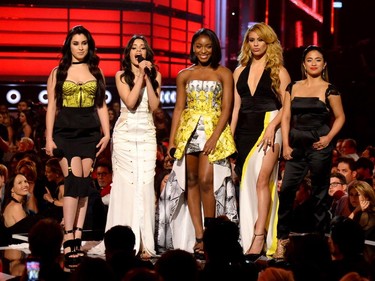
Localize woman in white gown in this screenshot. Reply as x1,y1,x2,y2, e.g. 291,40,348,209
90,35,161,258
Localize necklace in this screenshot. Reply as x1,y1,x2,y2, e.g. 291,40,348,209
11,196,22,204
72,61,86,65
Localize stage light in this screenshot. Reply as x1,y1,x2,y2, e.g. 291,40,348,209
6,89,21,104
39,90,48,104
105,90,112,104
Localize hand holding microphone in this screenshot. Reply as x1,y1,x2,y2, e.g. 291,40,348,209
136,55,151,77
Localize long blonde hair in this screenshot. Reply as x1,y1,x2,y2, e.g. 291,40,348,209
238,22,284,96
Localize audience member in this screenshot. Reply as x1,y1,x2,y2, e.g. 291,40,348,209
107,106,118,137
123,268,162,281
337,157,357,184
155,168,172,254
1,173,39,239
155,249,199,281
339,272,370,281
20,218,70,281
14,110,33,142
70,257,115,281
328,216,371,280
284,233,332,281
258,267,295,281
200,216,258,281
0,112,9,164
104,225,154,281
16,158,45,214
94,159,113,207
17,137,34,153
43,158,64,222
341,138,359,160
361,145,375,170
355,157,374,186
0,163,8,213
329,172,347,217
346,181,375,253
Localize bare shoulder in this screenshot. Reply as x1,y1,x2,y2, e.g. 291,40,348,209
233,65,246,77
176,66,194,82
279,66,290,76
115,70,124,78
217,65,233,76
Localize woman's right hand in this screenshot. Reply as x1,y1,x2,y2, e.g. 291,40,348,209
45,139,57,157
283,146,293,160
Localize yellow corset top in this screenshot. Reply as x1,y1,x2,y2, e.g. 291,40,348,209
186,80,222,113
62,80,97,107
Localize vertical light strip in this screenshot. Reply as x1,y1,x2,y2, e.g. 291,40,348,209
313,31,318,45
265,0,269,24
295,20,303,47
330,0,335,33
215,0,227,66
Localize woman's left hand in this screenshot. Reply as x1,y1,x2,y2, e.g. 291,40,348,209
96,135,110,157
313,136,330,150
359,195,370,211
203,136,218,156
258,125,275,153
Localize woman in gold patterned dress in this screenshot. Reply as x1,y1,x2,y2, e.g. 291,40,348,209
160,28,237,258
45,26,110,269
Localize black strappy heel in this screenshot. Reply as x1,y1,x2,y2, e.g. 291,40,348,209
193,237,205,260
63,229,81,269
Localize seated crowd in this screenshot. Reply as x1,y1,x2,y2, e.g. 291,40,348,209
0,101,374,280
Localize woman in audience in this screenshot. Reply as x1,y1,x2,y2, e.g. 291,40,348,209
1,173,39,235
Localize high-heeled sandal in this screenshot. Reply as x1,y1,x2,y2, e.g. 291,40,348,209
63,229,81,269
244,233,266,262
193,237,205,260
74,227,85,257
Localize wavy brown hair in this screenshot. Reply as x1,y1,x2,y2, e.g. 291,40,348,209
238,22,284,98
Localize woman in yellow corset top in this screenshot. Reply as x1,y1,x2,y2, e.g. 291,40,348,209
161,28,237,258
45,26,110,269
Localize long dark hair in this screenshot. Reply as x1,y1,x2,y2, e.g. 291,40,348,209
120,35,159,94
190,28,222,69
301,45,329,81
55,25,106,109
1,173,27,214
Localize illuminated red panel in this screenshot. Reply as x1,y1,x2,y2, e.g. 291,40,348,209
171,29,187,41
172,41,189,54
170,58,189,77
70,9,120,21
0,58,59,77
156,62,170,79
0,7,67,19
153,14,169,28
188,21,202,32
154,0,170,5
0,20,67,33
0,33,68,46
170,17,187,29
0,52,59,59
153,26,170,39
172,0,186,10
122,24,151,37
99,61,120,77
122,11,151,23
153,38,170,50
188,0,203,14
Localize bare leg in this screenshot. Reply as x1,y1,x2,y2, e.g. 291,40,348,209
247,144,280,254
186,154,204,240
198,153,215,218
73,158,93,240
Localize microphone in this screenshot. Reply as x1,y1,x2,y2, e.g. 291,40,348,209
136,55,150,77
169,148,176,159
